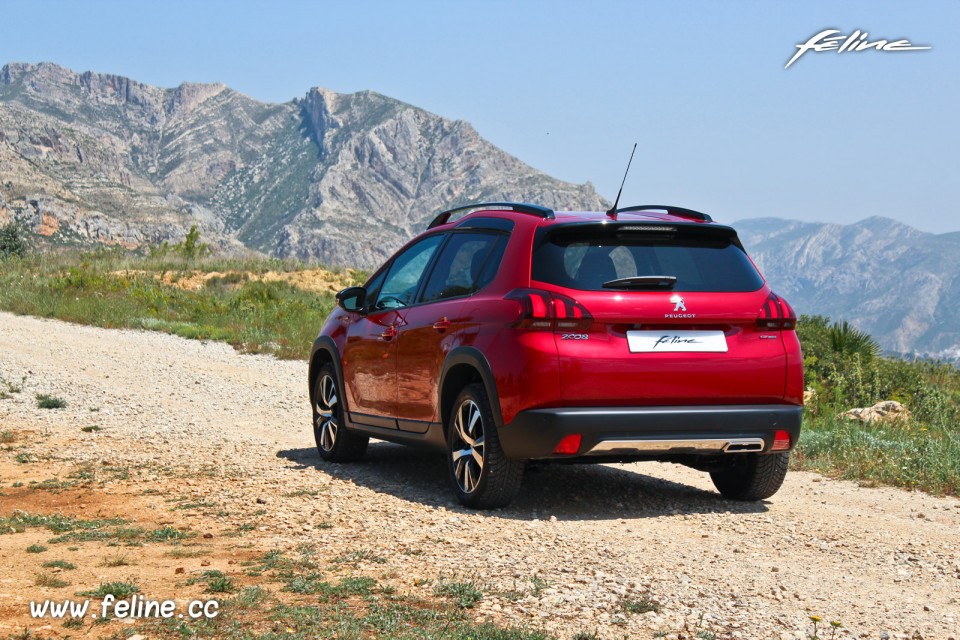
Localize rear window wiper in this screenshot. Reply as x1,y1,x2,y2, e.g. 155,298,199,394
602,275,677,290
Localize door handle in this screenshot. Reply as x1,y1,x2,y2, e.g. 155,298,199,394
432,317,451,332
380,325,398,340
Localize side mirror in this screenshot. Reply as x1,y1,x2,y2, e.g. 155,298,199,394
336,286,367,312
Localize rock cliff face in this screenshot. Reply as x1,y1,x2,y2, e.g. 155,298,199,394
0,62,605,265
735,217,960,359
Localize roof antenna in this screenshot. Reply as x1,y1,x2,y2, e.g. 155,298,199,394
606,142,637,219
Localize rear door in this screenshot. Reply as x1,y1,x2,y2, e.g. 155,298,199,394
531,223,787,406
396,231,506,429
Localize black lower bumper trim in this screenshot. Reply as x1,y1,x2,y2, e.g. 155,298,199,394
498,404,802,460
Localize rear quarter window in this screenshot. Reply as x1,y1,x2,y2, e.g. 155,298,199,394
419,232,504,303
532,227,764,292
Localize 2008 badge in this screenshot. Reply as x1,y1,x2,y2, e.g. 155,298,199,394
561,333,589,340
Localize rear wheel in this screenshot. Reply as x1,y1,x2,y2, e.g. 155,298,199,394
710,452,789,500
313,363,368,462
447,383,524,509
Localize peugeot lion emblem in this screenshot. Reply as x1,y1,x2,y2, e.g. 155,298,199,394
670,294,686,312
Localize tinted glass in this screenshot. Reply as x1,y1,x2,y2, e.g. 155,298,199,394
420,233,502,303
457,217,515,232
374,235,444,309
532,228,764,292
474,236,506,291
363,269,388,309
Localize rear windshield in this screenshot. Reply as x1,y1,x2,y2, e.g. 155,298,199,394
531,227,764,292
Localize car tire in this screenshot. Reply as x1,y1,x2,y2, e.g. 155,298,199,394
710,452,789,501
447,383,524,509
313,363,368,462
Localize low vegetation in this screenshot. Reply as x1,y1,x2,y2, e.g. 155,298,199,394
0,511,128,535
187,569,238,594
0,235,363,360
434,578,484,609
34,573,69,588
619,594,660,614
134,584,554,640
77,580,140,598
35,394,67,409
794,315,960,495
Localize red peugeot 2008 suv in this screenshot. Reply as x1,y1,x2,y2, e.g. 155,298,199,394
309,203,803,509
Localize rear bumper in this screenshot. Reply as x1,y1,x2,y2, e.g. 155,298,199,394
498,404,802,460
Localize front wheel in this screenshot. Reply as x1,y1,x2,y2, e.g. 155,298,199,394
447,383,524,509
313,363,368,462
710,452,789,501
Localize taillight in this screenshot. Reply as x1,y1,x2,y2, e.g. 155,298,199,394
504,289,554,330
505,289,593,331
552,294,592,330
778,296,797,330
757,293,797,331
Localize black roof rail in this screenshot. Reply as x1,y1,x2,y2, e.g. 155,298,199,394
614,205,713,222
427,202,555,229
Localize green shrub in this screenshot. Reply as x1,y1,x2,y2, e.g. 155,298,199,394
36,394,67,409
147,526,188,542
176,226,209,259
620,595,660,614
434,579,483,608
828,320,881,363
148,225,209,260
0,222,28,259
35,573,69,588
187,570,237,594
78,581,139,598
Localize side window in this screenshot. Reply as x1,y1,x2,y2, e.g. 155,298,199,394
473,235,506,291
373,235,444,310
420,233,503,303
363,269,388,308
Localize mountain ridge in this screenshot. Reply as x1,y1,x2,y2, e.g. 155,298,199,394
734,216,960,360
0,61,605,267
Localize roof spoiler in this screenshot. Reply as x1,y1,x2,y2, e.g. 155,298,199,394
428,202,555,229
613,205,712,222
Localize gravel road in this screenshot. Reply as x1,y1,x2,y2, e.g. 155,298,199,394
1,311,958,639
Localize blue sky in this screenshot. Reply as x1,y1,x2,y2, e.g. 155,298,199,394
1,0,957,232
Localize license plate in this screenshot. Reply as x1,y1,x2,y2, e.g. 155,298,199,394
626,330,728,353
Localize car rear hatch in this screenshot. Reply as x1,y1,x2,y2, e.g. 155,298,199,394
526,221,790,406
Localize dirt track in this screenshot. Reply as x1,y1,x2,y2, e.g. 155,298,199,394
1,311,958,639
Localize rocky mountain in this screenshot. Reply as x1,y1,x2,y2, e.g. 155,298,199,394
0,62,605,267
735,217,960,359
6,63,957,358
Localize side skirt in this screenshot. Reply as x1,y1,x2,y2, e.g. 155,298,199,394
346,413,447,451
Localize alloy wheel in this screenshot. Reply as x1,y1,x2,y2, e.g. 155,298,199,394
315,374,339,452
451,399,485,493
